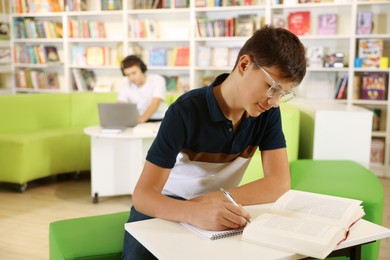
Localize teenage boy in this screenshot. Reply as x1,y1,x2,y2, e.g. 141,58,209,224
117,55,167,122
122,25,307,260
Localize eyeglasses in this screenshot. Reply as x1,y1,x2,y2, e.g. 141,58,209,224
254,62,296,103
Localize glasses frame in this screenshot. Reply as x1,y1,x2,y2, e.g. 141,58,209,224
253,62,296,103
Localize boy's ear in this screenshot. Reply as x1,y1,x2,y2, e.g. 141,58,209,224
238,55,250,73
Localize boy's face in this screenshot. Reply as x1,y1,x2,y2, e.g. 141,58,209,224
123,66,145,87
241,62,295,118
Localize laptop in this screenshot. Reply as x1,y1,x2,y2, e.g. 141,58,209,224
98,103,139,132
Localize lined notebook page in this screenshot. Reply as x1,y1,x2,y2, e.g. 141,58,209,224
181,222,244,240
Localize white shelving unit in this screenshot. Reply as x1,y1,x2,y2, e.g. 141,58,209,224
7,0,390,176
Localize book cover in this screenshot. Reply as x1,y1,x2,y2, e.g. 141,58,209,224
288,11,310,36
44,46,60,63
164,75,178,92
358,39,384,68
356,12,373,35
94,79,113,92
80,69,96,90
306,46,324,68
149,47,167,66
46,71,60,89
0,22,10,40
101,0,122,10
85,47,107,66
242,190,365,259
72,68,88,91
212,47,229,67
197,45,211,67
361,72,387,101
272,13,287,29
235,14,255,37
324,52,344,68
318,14,337,35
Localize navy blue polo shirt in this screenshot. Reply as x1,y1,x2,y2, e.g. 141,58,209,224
146,73,286,199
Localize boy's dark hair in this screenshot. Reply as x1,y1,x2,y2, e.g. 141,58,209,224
235,25,307,84
120,55,147,76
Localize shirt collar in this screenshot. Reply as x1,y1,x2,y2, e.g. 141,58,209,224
206,74,230,123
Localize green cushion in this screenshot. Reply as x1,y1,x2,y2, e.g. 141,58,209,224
49,211,130,260
290,159,384,260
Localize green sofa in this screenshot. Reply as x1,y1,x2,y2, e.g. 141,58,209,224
0,92,117,191
47,102,384,260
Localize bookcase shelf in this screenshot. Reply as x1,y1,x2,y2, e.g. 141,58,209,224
5,0,390,177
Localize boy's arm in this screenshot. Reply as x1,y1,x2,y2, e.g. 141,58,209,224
138,97,161,123
132,161,251,231
226,148,291,206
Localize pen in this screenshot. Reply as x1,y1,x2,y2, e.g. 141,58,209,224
220,188,239,206
220,188,251,223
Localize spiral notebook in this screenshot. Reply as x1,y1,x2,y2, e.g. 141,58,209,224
181,222,244,240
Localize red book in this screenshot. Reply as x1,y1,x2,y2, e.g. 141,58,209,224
288,11,310,36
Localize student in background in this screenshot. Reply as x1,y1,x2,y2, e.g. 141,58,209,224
122,25,307,260
117,55,167,123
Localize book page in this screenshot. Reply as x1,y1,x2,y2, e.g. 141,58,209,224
271,190,364,228
242,213,345,259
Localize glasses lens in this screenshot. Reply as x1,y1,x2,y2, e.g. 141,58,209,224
267,85,283,98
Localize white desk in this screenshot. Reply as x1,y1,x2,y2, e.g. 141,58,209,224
125,204,390,260
84,123,159,203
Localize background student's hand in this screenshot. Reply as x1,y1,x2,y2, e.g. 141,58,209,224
188,192,251,231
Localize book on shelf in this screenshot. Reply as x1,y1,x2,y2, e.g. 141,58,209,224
66,0,87,11
241,190,365,259
46,71,60,89
213,47,229,67
358,38,384,68
149,47,167,66
361,72,387,101
197,46,211,67
101,0,122,10
317,14,337,35
174,47,190,67
177,74,190,93
80,69,96,90
306,46,324,68
72,46,86,66
44,46,60,63
272,13,287,29
0,48,11,63
0,22,10,40
235,14,256,37
371,138,385,164
288,11,310,36
356,12,373,35
335,75,348,100
324,52,344,68
85,47,109,66
72,68,87,91
164,75,179,92
94,79,113,92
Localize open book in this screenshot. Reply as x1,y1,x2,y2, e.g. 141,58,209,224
241,190,365,259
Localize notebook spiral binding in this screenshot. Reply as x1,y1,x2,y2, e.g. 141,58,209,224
210,227,244,240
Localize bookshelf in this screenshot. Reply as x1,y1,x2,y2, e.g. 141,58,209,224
0,0,11,94
7,0,390,177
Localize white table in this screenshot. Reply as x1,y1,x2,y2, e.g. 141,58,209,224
84,123,159,203
125,204,390,260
